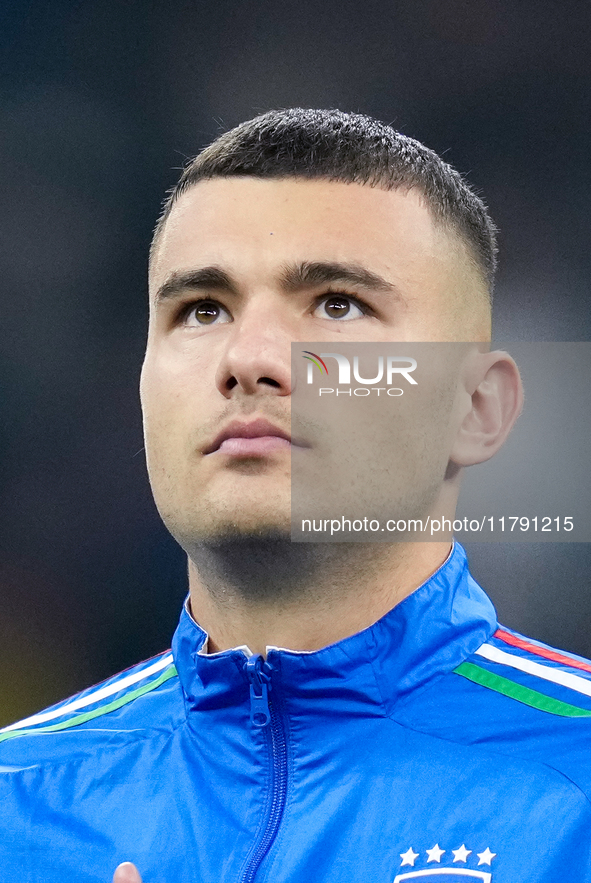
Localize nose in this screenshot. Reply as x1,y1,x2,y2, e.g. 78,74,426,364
214,294,293,398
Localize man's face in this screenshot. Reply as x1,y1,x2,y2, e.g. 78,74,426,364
141,177,490,551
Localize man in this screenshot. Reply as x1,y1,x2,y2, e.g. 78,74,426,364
1,109,590,883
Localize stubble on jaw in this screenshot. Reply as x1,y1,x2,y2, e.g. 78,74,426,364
187,531,400,609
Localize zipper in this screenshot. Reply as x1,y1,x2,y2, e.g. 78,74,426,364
240,655,289,883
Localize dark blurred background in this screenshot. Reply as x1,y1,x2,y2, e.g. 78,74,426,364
1,0,590,726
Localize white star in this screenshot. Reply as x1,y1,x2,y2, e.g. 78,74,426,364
426,844,445,863
477,848,496,866
452,844,472,863
400,847,419,867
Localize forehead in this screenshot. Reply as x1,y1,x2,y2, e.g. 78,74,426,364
149,177,466,293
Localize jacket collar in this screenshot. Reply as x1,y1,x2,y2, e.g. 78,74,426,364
171,542,497,716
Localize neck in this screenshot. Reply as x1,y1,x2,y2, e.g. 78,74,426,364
187,539,452,656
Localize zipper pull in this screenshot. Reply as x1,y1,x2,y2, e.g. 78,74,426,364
246,655,273,727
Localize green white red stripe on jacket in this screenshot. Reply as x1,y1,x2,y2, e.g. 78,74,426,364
455,627,591,717
0,651,178,742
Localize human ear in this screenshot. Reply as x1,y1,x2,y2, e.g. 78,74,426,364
449,350,524,467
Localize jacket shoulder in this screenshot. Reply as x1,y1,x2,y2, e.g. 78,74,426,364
0,649,182,768
402,625,591,799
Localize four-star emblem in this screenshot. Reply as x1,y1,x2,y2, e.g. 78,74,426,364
399,842,496,872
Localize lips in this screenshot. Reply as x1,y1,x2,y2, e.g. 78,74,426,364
204,418,293,455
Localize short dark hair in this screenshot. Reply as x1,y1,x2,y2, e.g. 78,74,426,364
152,108,497,290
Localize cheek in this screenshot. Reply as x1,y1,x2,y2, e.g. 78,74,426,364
140,355,203,465
142,338,216,413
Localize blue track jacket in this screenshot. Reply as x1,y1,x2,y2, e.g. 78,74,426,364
1,542,591,882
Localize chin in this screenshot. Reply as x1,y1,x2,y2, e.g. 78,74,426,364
198,519,292,544
201,487,292,536
165,506,292,550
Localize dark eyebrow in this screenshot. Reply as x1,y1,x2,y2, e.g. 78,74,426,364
154,267,238,305
153,260,401,307
279,261,399,296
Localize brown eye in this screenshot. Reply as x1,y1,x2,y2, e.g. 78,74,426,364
314,295,365,321
185,300,231,326
324,296,350,318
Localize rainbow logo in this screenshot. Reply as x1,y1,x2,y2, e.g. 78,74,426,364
302,351,329,374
